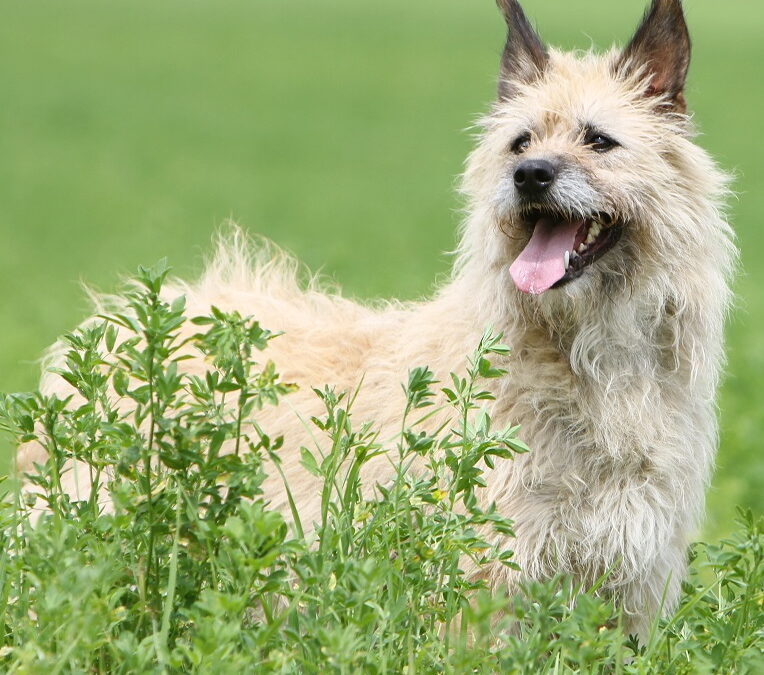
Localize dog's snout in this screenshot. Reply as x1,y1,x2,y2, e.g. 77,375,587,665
514,159,557,197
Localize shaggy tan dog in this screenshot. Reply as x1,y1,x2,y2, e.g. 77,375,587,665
20,0,735,636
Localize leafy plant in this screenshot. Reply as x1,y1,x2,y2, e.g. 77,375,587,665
0,262,761,673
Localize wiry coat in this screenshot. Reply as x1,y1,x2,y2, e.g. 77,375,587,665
20,0,736,636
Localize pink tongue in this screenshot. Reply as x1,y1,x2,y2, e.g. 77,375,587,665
510,217,583,295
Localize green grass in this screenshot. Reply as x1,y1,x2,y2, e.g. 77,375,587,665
1,0,762,542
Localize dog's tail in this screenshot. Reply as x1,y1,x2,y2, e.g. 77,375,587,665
182,221,331,303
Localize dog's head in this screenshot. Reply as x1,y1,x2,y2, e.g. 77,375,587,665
463,0,729,313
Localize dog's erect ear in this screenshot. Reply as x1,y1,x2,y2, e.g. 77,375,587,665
618,0,691,112
496,0,548,100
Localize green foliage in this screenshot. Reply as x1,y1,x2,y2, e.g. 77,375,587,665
1,0,763,543
0,265,762,673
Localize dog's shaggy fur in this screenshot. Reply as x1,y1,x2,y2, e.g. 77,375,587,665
19,0,736,636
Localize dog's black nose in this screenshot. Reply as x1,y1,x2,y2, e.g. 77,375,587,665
513,159,556,197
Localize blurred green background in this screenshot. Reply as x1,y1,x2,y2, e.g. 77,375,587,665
1,0,761,540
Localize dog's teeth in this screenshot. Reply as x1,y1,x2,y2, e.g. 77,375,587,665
584,222,601,246
564,250,570,269
578,243,588,253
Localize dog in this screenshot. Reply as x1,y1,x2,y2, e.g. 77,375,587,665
19,0,735,637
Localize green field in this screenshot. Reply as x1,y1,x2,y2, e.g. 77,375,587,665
1,0,762,541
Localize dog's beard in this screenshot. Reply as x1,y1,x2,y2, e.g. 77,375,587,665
504,218,638,333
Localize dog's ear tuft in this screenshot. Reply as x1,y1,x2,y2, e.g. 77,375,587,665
496,0,548,100
618,0,691,112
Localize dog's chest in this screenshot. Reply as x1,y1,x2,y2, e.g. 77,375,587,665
491,337,660,488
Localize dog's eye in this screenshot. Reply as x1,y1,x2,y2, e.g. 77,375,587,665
584,129,619,153
510,133,532,154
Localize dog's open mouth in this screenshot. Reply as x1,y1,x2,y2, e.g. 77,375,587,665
509,209,623,295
